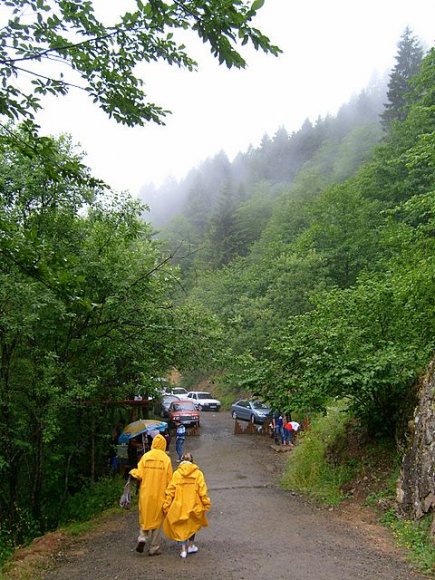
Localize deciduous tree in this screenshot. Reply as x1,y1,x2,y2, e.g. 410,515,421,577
0,0,280,126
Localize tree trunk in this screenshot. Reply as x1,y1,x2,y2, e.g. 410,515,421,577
31,418,44,527
91,413,96,482
0,339,20,532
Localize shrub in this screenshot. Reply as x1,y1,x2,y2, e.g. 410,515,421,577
59,476,126,525
280,406,357,505
0,525,15,569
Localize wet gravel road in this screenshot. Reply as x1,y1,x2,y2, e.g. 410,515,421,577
41,411,425,580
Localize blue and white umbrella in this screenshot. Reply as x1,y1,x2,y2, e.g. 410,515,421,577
118,419,167,443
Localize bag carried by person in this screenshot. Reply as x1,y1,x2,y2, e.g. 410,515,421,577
119,477,132,510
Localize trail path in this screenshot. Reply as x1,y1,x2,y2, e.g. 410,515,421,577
40,412,425,580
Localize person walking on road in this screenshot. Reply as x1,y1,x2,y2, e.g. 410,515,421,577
129,433,173,556
175,419,186,462
163,452,211,559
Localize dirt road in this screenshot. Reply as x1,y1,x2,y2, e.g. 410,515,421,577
41,412,424,580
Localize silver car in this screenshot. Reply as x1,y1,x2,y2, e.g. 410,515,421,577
158,394,181,418
231,400,271,424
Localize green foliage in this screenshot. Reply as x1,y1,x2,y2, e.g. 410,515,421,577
0,525,15,569
283,407,434,575
381,27,425,130
202,46,435,435
331,123,383,180
59,476,126,525
281,408,356,505
302,182,383,287
0,0,280,126
0,126,222,548
1,28,433,564
381,511,435,575
0,506,41,568
156,81,386,254
0,476,127,569
265,265,433,433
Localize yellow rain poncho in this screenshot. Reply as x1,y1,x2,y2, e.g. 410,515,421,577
129,434,173,530
162,460,211,542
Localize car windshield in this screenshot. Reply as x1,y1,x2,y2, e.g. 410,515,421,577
252,401,269,410
197,393,213,400
173,402,195,411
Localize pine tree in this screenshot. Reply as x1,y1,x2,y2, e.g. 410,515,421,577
381,27,424,130
208,185,238,267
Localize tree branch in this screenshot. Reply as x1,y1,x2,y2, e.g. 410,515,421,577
4,28,123,65
5,64,86,92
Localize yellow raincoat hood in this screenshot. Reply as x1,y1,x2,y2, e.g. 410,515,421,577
152,433,167,451
177,460,198,477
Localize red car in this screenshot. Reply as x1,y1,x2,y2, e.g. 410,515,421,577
168,400,200,427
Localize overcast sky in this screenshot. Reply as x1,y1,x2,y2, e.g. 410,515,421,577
36,0,435,195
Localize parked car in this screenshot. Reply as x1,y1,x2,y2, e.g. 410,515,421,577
231,400,271,424
168,400,200,427
158,394,181,418
164,386,189,398
186,391,221,411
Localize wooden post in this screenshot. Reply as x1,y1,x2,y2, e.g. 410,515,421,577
189,424,200,436
234,419,243,434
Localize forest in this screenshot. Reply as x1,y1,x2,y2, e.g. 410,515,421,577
0,0,434,568
150,28,433,439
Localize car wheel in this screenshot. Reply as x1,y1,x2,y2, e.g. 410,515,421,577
250,414,256,424
232,411,237,419
198,404,203,411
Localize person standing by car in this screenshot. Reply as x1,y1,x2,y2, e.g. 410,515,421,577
272,410,284,445
175,419,186,462
129,434,173,556
163,452,211,559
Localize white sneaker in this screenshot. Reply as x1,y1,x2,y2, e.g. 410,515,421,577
187,545,198,554
180,550,187,559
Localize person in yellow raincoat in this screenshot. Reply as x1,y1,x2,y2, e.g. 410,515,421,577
162,452,211,559
129,433,173,555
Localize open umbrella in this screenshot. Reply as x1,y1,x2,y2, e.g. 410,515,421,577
118,419,167,443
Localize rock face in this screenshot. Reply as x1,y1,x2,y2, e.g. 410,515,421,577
396,359,435,532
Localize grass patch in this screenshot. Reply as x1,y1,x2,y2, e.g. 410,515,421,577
60,520,95,537
381,510,435,575
281,404,434,575
280,406,357,505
